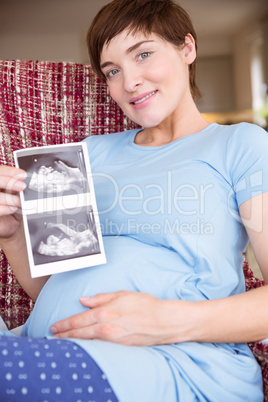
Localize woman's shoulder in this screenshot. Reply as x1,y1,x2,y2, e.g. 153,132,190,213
223,123,268,162
217,122,267,144
206,122,268,160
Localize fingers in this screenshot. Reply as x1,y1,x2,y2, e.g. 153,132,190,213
0,192,21,214
79,292,121,308
0,166,26,215
51,324,98,340
51,306,123,342
50,308,97,335
0,166,26,192
52,322,124,342
0,165,26,178
50,293,123,336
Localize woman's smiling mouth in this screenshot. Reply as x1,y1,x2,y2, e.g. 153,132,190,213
130,90,158,107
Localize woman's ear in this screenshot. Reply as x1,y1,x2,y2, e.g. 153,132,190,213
184,33,196,65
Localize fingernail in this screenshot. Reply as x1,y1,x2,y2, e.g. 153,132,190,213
15,172,27,179
80,296,93,302
9,206,18,213
50,326,58,334
13,181,26,191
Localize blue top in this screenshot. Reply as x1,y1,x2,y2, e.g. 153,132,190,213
21,122,268,401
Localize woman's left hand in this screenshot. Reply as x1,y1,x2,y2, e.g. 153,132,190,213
50,284,268,345
50,291,181,346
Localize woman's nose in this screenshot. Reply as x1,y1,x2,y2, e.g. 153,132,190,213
123,70,142,92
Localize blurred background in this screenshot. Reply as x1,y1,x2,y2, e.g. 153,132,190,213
1,0,268,127
1,0,268,277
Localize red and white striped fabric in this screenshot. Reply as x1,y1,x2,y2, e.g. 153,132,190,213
0,59,267,400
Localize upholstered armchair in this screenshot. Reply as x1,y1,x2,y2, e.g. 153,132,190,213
0,60,267,399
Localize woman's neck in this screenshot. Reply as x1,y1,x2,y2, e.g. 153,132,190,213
134,103,210,147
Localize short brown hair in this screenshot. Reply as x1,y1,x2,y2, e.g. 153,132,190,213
87,0,201,99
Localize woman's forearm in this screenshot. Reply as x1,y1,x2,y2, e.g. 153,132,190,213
0,224,49,301
172,286,268,344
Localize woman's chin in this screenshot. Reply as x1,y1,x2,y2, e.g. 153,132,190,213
131,116,164,129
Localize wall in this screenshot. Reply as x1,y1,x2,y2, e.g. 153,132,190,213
0,32,88,63
263,16,268,84
0,0,267,114
196,56,235,113
232,25,260,112
0,0,106,63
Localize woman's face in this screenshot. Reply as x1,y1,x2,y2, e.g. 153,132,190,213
100,30,196,128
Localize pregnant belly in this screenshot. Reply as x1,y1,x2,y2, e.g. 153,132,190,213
23,236,190,338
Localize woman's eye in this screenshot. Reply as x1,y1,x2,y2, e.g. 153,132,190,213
138,52,150,60
106,69,119,79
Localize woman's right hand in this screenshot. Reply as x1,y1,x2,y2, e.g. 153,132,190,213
0,165,27,240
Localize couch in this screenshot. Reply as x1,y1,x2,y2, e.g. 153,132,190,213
0,60,267,399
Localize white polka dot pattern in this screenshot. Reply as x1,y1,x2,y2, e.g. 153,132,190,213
0,335,118,402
